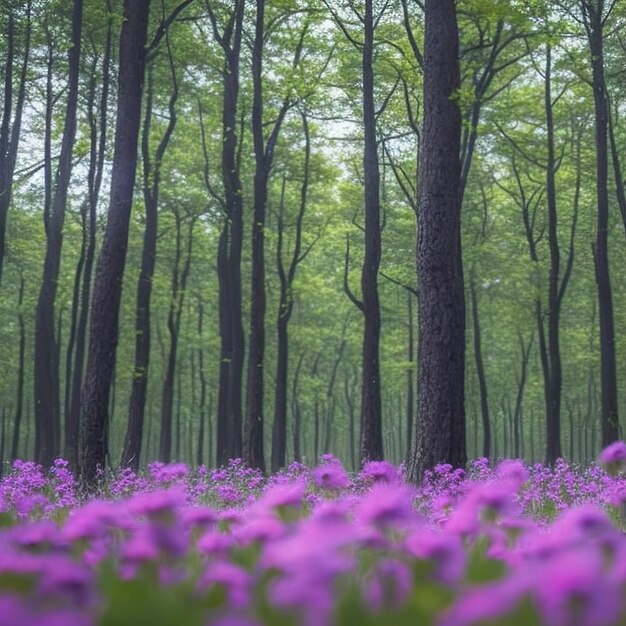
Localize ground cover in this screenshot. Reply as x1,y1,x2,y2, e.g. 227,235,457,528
0,445,626,625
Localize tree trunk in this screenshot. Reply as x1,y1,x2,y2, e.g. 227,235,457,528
206,1,246,466
65,12,112,469
408,0,465,482
159,212,195,462
122,41,178,469
272,113,312,472
470,267,490,458
244,0,269,473
11,271,26,460
359,0,384,464
34,0,83,468
0,2,31,289
586,3,619,446
544,43,563,464
79,0,150,485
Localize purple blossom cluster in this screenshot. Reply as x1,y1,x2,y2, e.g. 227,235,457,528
0,449,624,625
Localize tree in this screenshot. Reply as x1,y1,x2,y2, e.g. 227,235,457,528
0,0,31,290
34,0,83,468
407,0,466,482
271,112,314,472
204,0,246,465
580,0,619,446
79,0,151,485
65,4,113,469
121,33,179,470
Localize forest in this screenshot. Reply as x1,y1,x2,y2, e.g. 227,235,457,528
1,0,625,483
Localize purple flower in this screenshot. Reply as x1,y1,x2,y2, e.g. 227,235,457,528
439,576,529,626
311,461,349,490
534,550,622,626
599,441,626,475
200,562,252,608
359,461,400,484
356,484,417,529
405,530,465,585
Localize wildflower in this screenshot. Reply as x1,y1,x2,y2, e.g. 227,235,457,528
356,484,417,530
359,461,400,484
534,550,622,626
599,441,626,476
311,461,349,490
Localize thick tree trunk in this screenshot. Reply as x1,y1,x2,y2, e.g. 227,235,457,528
79,0,150,485
34,0,83,468
408,0,465,482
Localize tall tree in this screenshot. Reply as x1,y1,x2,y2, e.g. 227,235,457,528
159,208,196,462
271,112,313,472
34,0,83,468
121,33,179,470
79,0,151,485
581,0,619,446
407,0,465,482
359,0,384,463
65,6,113,469
0,0,31,289
204,0,246,465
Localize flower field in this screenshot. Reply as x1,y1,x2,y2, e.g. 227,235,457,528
1,446,626,626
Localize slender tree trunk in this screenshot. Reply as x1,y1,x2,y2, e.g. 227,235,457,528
196,299,208,467
207,1,246,465
244,0,269,473
66,11,112,469
408,0,465,482
470,267,490,458
544,43,563,464
122,42,178,469
291,352,304,463
405,293,415,461
34,0,83,467
159,213,195,462
0,2,31,289
585,3,619,446
11,271,26,460
359,0,384,464
79,0,150,485
272,113,312,472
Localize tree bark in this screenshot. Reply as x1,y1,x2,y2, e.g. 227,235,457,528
271,113,312,472
408,0,465,482
34,0,83,468
65,10,112,469
11,271,26,461
0,1,31,289
79,0,150,485
122,39,178,469
159,212,195,462
584,1,619,446
469,267,490,458
359,0,384,465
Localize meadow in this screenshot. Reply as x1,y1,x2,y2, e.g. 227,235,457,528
0,446,625,625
